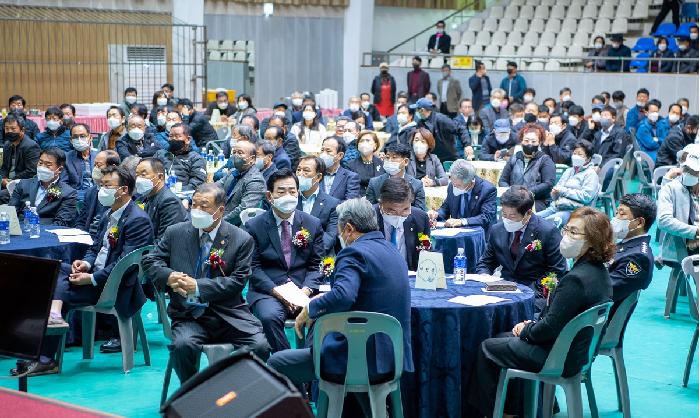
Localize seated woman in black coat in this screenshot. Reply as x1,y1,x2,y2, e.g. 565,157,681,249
407,127,448,188
468,206,614,417
345,130,384,196
498,123,556,211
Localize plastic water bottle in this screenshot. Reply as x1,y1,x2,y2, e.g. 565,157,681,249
453,248,467,284
28,206,40,239
206,150,214,170
217,151,225,168
166,174,177,189
0,212,10,244
22,201,31,232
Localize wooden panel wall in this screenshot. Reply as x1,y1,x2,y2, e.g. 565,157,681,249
0,19,172,109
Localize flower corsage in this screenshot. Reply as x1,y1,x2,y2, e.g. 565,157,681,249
46,185,62,203
416,233,432,252
107,226,119,248
540,272,559,304
319,256,335,278
525,239,542,252
292,228,310,248
207,248,227,275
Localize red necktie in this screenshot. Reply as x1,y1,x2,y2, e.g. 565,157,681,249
510,231,522,260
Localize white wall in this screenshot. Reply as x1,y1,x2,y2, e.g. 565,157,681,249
372,6,456,53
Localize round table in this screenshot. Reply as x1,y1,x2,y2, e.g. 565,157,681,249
402,278,536,418
0,226,90,263
432,227,487,274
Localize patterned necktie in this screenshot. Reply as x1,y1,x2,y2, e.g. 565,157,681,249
511,231,522,261
281,220,292,268
198,233,212,279
461,193,469,218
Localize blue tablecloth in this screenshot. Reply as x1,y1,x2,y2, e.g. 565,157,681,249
402,278,535,418
432,227,487,274
0,226,89,263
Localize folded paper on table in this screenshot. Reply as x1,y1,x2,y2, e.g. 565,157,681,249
415,251,446,290
0,205,21,236
448,295,508,306
482,288,522,294
48,228,92,237
431,227,471,237
274,281,310,307
465,274,501,283
58,235,94,245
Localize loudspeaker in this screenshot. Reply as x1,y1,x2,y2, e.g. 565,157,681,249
161,350,313,418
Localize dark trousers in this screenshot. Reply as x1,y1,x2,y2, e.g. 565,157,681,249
251,297,296,353
439,102,457,119
651,0,681,34
467,332,548,417
170,310,270,384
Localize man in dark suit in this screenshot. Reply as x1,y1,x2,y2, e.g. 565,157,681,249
76,150,120,237
143,183,270,384
319,137,361,201
154,123,207,192
427,20,451,54
177,98,218,148
268,115,302,170
64,123,98,202
256,140,278,183
407,56,431,104
593,105,631,167
115,115,162,161
268,198,414,401
412,98,472,163
246,169,324,353
0,114,41,203
428,159,497,233
375,177,430,271
10,148,77,226
13,166,153,375
609,194,656,312
475,186,567,310
366,142,427,211
296,156,339,255
263,126,292,171
135,158,186,240
217,140,266,226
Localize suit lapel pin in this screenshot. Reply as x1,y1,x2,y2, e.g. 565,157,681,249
410,227,414,232
475,196,479,200
220,240,226,246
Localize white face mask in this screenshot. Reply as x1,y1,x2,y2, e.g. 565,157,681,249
339,229,348,249
98,187,118,207
610,217,631,241
383,160,402,176
274,111,286,118
125,96,137,105
490,98,502,109
92,166,103,182
361,101,370,110
559,234,586,259
538,117,549,124
292,98,303,107
568,116,580,127
128,128,144,141
682,173,699,187
571,154,586,168
217,102,228,110
562,95,572,102
594,43,603,49
37,166,56,182
298,176,315,192
512,117,524,125
238,101,249,110
157,115,167,126
273,194,298,214
413,142,429,155
523,94,533,103
71,137,91,152
669,114,680,123
503,216,526,233
397,113,408,126
495,132,510,144
107,117,122,130
302,111,316,121
648,112,659,123
358,142,374,156
692,33,699,40
165,121,176,132
342,132,356,145
47,120,61,131
549,124,562,136
682,106,689,115
135,177,155,195
157,97,168,107
320,153,335,168
658,44,668,51
191,208,216,229
383,213,407,229
591,113,602,122
349,104,360,112
612,42,621,49
636,101,646,108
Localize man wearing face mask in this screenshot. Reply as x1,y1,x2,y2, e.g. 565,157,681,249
245,169,324,353
675,34,700,74
657,115,699,166
567,105,593,142
476,186,566,310
374,177,430,271
263,126,292,170
499,62,527,104
412,98,472,163
384,91,408,135
63,124,97,203
469,61,492,112
154,123,206,192
10,165,153,376
10,148,77,226
429,159,497,233
36,107,72,153
134,158,186,240
386,104,417,149
407,56,431,104
366,142,426,211
658,149,700,281
605,33,631,73
636,99,670,160
0,115,41,203
319,137,360,201
480,119,516,162
479,89,508,135
542,113,578,165
342,97,375,131
0,95,40,141
296,156,339,255
255,140,278,183
59,104,76,131
260,102,294,135
118,87,138,118
205,90,236,120
75,150,120,236
339,120,362,165
268,115,302,170
116,115,161,161
593,106,632,168
176,98,218,148
437,65,462,119
625,88,650,134
142,182,269,384
97,106,126,151
608,194,656,312
216,140,265,226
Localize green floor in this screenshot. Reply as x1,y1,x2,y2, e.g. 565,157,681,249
0,224,698,418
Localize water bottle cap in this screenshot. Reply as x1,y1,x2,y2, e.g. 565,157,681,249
457,247,465,254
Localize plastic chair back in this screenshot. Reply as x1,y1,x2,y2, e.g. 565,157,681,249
634,151,655,185
598,158,623,193
312,312,404,386
681,3,699,20
632,37,656,52
652,165,673,192
653,22,677,37
538,302,613,378
682,255,699,322
240,208,266,225
591,154,602,166
95,246,155,310
599,291,640,351
443,161,454,172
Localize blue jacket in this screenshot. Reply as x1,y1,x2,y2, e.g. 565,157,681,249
436,177,497,233
320,166,361,201
116,133,162,161
636,117,670,161
625,104,645,133
75,184,107,236
384,115,399,135
63,150,97,192
273,146,292,171
36,126,71,152
309,231,414,377
499,74,527,102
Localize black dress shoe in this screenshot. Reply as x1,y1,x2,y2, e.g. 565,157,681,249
10,361,57,376
99,337,122,353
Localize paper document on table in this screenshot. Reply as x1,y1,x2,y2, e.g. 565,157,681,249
431,228,470,237
58,235,94,245
465,274,500,283
274,281,310,307
448,295,507,306
48,228,91,237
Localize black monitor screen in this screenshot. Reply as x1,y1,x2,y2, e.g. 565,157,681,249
0,253,59,360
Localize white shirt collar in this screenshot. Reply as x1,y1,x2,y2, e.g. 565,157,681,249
199,220,222,242
273,210,295,227
109,201,129,224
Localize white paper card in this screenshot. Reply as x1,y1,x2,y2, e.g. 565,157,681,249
274,281,310,307
431,228,472,237
48,228,91,237
0,205,21,236
481,288,522,294
415,251,446,290
58,235,94,245
448,295,507,306
466,274,501,283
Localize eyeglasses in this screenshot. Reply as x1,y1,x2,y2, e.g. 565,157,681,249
561,226,585,238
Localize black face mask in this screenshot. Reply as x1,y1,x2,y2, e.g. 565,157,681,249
4,132,20,142
380,69,388,75
413,63,420,70
522,144,539,155
169,139,186,153
507,68,515,75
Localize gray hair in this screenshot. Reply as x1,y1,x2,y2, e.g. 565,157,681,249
195,183,225,206
120,155,142,176
236,125,254,140
491,88,506,99
449,159,476,183
336,198,378,233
